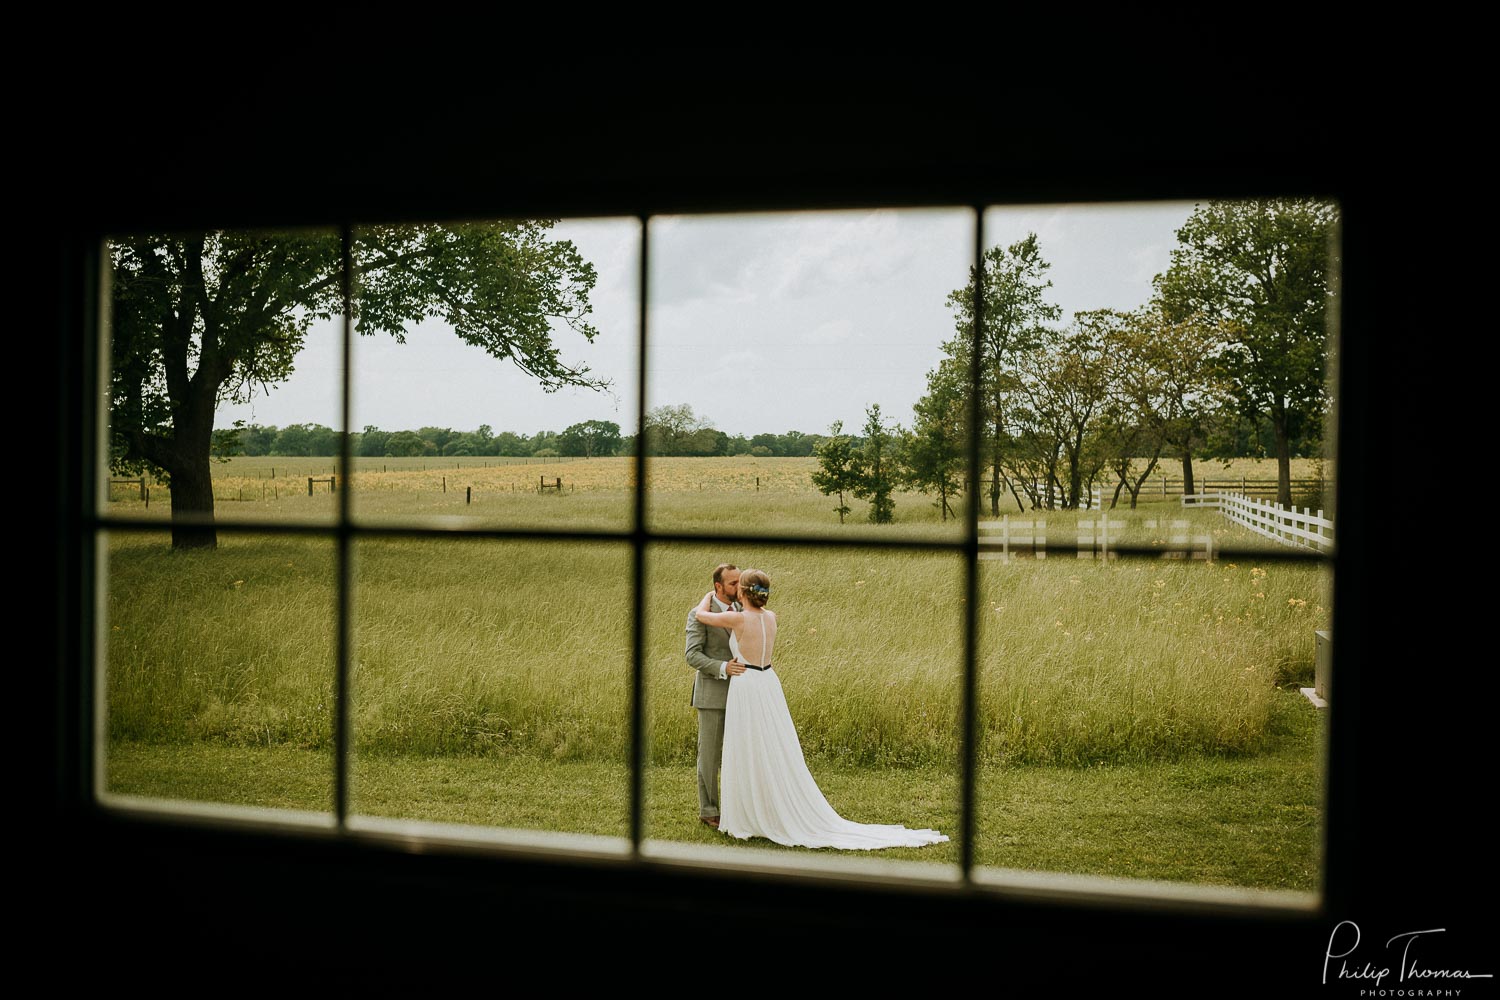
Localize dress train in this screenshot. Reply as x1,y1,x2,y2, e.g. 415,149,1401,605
718,633,948,850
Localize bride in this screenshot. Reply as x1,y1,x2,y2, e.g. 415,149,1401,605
692,569,948,850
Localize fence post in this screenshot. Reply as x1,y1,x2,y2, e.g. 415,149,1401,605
443,477,446,493
138,475,146,500
332,475,337,494
466,486,471,505
307,477,313,497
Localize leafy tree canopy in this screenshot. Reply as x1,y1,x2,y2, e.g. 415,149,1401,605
110,221,601,547
1154,199,1337,505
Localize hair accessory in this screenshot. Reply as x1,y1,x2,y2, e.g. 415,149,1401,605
746,583,770,597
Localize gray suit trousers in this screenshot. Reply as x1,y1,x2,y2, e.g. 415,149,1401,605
697,707,725,819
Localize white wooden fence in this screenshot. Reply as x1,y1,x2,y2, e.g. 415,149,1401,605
1074,515,1213,561
978,517,1047,561
978,514,1215,562
1182,491,1333,553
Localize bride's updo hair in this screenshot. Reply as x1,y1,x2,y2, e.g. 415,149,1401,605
739,569,771,608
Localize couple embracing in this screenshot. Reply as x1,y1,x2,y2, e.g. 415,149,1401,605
685,563,948,850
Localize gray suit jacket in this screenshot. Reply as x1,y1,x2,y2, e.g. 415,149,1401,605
685,595,740,710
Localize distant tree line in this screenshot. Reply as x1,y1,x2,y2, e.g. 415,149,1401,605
228,421,616,459
225,406,1306,466
225,407,1314,465
221,414,839,460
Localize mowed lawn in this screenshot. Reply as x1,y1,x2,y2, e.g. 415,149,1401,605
107,685,1320,890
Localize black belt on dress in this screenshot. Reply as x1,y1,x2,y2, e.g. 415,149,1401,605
743,663,772,671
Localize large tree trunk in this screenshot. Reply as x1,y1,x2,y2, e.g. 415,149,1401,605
167,407,219,549
1181,450,1195,497
1272,398,1292,508
1067,431,1084,510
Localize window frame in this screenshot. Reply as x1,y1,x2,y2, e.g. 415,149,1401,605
77,204,1337,915
49,103,1399,978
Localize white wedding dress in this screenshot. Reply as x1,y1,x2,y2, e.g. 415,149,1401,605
718,611,949,850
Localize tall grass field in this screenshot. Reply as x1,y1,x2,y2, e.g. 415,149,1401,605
101,457,1330,886
106,454,1333,538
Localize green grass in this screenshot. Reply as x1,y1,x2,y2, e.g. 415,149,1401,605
105,523,1328,766
104,454,1331,542
105,688,1321,890
101,458,1330,890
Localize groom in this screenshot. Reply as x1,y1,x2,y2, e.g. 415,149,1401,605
684,563,745,828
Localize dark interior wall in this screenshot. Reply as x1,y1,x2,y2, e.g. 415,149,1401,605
40,89,1489,983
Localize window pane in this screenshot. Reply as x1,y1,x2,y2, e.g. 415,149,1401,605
962,199,1335,892
972,201,1336,560
975,555,1329,890
101,530,336,815
645,210,974,540
106,228,346,530
644,543,961,870
350,538,630,838
349,218,640,532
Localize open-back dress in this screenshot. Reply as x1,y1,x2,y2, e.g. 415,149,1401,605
717,609,949,850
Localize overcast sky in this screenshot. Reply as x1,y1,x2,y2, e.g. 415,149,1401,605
214,202,1198,437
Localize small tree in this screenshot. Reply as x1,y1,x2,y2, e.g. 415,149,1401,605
358,425,390,458
852,404,899,524
811,421,858,524
643,404,708,456
493,431,532,456
558,419,622,458
240,423,277,456
384,430,427,457
942,233,1062,515
903,370,966,521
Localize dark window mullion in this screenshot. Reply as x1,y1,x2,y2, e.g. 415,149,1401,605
959,206,985,879
333,224,355,829
82,237,108,806
628,216,650,853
